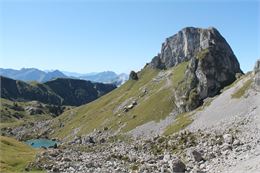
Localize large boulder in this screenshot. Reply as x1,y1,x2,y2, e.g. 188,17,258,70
149,27,243,112
254,59,260,89
129,71,138,80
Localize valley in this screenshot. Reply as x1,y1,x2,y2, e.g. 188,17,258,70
0,27,259,173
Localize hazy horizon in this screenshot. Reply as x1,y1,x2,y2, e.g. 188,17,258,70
0,66,128,75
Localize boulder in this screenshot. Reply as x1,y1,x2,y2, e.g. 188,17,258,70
163,152,171,162
49,149,60,157
191,150,204,162
25,106,44,115
99,138,106,144
223,134,233,144
84,136,95,144
254,59,260,88
129,71,138,80
233,139,240,146
169,159,186,173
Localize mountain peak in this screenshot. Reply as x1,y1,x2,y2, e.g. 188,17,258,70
146,27,243,112
150,27,241,73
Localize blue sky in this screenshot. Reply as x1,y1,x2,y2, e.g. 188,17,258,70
0,0,259,74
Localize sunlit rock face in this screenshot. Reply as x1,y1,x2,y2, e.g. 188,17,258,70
149,27,243,112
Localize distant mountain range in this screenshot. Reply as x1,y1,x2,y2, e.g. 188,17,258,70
63,70,128,85
0,68,66,83
0,68,128,86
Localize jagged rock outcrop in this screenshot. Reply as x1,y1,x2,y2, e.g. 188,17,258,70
129,71,138,80
254,59,260,89
149,27,243,112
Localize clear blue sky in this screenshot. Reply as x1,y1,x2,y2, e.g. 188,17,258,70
0,0,259,74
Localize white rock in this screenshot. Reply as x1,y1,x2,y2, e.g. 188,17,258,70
223,134,233,144
200,163,206,169
233,139,240,146
163,153,171,162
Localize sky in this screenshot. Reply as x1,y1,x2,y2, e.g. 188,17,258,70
0,0,259,74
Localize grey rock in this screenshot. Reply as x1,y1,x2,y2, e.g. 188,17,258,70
129,71,138,80
169,159,186,173
149,27,243,112
254,59,260,88
233,139,240,146
223,134,233,144
191,150,204,162
163,152,171,162
199,163,206,169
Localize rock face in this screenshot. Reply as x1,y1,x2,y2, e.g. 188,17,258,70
149,27,243,112
254,59,260,89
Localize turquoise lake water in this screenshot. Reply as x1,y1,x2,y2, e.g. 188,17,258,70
25,139,58,148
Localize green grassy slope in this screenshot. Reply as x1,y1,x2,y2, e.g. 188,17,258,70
231,78,253,98
1,76,116,106
0,98,72,129
0,136,44,173
51,62,190,139
0,98,54,128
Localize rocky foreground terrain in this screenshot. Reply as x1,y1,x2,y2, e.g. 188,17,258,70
22,60,259,173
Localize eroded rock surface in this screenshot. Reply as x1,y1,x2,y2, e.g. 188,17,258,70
149,27,243,112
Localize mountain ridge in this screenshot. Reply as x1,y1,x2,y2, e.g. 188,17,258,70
0,76,116,106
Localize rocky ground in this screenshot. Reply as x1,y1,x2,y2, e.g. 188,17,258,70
1,120,52,141
27,114,259,173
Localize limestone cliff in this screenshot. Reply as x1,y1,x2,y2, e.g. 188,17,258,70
149,27,243,112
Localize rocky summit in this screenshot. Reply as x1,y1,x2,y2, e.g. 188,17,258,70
151,27,243,112
0,27,259,173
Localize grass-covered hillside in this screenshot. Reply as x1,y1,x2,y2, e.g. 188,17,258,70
0,98,72,128
51,61,192,139
0,136,43,173
1,76,116,106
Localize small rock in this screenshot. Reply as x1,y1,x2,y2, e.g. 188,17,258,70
233,139,240,146
199,163,206,169
222,143,232,151
191,150,204,162
163,153,171,162
223,134,233,144
100,138,106,143
169,159,186,173
62,157,71,162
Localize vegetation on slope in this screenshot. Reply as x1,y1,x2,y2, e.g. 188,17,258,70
171,61,189,88
1,76,116,106
163,113,193,136
0,136,43,173
51,67,160,138
231,79,252,98
196,48,210,60
0,98,70,128
51,61,192,139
